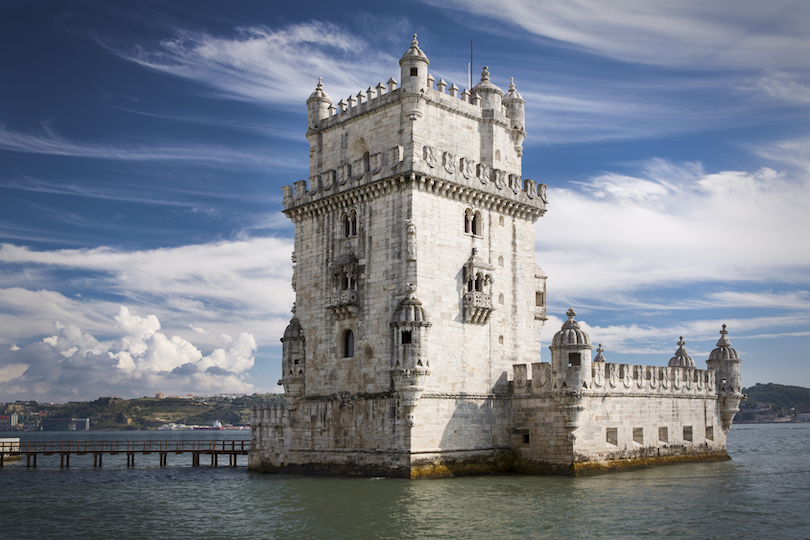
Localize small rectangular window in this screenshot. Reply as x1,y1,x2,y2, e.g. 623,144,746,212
683,426,693,443
568,353,580,367
606,427,618,446
535,291,544,307
410,67,418,77
659,426,668,443
633,428,643,445
401,330,412,344
705,426,714,441
522,433,530,444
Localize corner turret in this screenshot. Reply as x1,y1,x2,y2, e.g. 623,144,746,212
306,77,332,131
668,337,696,367
707,324,743,432
550,308,593,390
471,66,504,111
399,34,430,93
503,77,526,156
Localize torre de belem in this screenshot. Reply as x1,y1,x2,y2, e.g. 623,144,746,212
249,36,743,477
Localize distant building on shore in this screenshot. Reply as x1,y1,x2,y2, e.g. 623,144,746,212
249,36,743,477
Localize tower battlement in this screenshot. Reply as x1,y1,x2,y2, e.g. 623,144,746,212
251,36,742,478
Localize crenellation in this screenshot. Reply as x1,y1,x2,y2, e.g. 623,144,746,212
252,36,742,478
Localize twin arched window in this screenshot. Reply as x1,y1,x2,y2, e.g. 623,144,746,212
342,209,357,238
463,208,483,236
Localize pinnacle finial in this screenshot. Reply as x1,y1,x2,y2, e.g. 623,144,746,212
412,34,419,46
597,344,604,353
566,307,576,320
678,336,685,347
481,66,490,82
509,77,515,89
720,324,728,336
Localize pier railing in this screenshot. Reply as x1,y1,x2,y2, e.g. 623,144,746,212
0,439,250,468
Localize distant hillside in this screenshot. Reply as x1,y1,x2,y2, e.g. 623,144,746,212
737,383,810,422
3,394,284,431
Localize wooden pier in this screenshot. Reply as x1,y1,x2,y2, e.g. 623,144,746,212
0,439,250,468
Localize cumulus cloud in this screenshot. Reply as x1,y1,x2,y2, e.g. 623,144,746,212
537,155,810,301
0,237,294,379
0,307,257,402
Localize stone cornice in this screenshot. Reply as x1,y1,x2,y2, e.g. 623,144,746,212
284,172,547,223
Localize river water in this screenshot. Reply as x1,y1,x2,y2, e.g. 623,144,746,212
1,423,808,539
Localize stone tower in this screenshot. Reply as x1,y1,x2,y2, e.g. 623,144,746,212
250,36,741,477
251,35,548,477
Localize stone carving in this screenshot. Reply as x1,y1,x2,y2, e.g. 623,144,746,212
423,145,437,168
337,163,351,186
509,174,521,194
460,157,475,179
476,163,490,184
308,175,320,196
538,183,548,203
320,170,335,191
369,152,382,174
352,158,366,180
443,151,456,174
493,169,506,190
406,219,417,261
524,178,536,199
388,145,403,168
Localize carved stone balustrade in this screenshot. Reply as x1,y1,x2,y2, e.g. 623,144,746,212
463,291,494,324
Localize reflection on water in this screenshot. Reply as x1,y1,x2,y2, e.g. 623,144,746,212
1,424,808,539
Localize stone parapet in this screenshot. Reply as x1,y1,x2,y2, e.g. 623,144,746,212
511,362,716,397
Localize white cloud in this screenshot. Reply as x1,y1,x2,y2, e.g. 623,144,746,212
107,21,398,106
425,0,810,70
0,237,294,353
536,154,810,300
0,122,300,169
0,307,258,402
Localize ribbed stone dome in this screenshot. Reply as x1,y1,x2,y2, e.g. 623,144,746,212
668,337,695,367
282,317,303,340
391,292,430,326
503,77,523,102
551,308,591,348
307,77,331,103
472,66,503,97
399,34,429,65
708,324,740,361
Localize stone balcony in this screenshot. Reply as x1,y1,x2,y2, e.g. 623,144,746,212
329,289,358,320
463,291,494,324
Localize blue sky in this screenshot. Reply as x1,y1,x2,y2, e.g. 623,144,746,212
1,0,808,402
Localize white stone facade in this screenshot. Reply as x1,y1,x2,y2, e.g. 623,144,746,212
249,36,743,477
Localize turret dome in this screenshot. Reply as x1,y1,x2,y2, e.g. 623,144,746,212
668,337,695,367
391,289,430,326
708,324,740,362
307,77,331,104
551,308,591,348
399,34,429,66
282,317,303,340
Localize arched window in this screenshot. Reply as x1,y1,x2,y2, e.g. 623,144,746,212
342,210,357,238
474,273,483,292
471,210,482,236
343,330,355,358
463,208,472,234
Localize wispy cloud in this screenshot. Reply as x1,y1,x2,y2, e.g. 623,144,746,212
424,0,810,71
102,21,399,106
0,122,302,169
